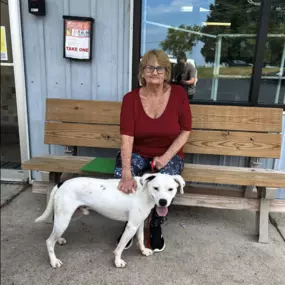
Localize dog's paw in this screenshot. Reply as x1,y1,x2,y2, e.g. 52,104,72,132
141,248,153,257
57,238,67,245
50,258,63,268
115,258,127,268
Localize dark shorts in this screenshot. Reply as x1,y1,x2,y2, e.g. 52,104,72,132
188,94,194,101
114,151,184,178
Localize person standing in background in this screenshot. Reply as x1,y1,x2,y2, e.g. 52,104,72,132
173,51,196,101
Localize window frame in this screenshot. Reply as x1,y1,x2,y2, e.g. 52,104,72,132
131,0,285,109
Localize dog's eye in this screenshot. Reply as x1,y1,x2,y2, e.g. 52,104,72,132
154,187,159,191
168,188,173,191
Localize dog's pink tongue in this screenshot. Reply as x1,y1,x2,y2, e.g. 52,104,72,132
156,207,168,217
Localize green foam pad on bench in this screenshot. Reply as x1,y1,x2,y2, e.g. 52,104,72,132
80,157,116,174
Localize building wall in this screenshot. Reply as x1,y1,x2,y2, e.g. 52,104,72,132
20,0,131,180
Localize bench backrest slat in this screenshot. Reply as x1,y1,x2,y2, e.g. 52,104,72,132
44,99,283,159
44,122,282,158
46,98,283,132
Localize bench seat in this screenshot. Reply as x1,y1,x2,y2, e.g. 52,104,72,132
22,155,285,188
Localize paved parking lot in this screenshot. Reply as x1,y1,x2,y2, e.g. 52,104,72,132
1,187,285,285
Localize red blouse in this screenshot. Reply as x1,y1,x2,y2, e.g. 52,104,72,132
120,84,192,158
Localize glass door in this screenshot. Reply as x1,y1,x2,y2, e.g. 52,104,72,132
1,0,25,181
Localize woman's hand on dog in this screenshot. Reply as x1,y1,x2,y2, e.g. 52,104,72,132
118,175,137,194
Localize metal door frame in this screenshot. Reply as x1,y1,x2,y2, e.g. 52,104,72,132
1,0,30,182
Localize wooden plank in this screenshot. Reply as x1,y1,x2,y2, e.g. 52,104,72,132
173,193,285,213
21,156,285,188
32,181,243,197
46,99,121,125
30,178,285,213
44,122,121,149
192,105,282,133
182,164,285,188
21,156,93,174
173,194,259,211
269,200,285,212
46,98,283,132
184,186,244,198
44,122,282,158
183,129,281,158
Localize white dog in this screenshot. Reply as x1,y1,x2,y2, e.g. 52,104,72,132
35,173,185,268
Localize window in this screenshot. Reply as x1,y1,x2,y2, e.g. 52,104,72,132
259,1,285,105
132,0,285,108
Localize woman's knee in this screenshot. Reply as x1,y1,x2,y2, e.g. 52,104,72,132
130,153,149,176
114,151,148,177
160,155,184,175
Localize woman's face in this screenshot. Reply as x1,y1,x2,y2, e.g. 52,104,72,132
142,57,166,86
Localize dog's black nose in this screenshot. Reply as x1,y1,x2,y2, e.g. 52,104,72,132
159,199,167,207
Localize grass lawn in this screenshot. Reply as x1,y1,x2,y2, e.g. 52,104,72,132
197,67,280,79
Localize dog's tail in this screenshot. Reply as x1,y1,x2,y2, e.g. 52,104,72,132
35,184,59,223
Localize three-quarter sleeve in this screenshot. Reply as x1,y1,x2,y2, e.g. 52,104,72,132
120,93,135,136
178,88,192,131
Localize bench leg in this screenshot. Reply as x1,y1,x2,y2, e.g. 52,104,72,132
257,187,270,244
254,186,261,236
244,186,257,198
258,198,270,243
245,185,260,236
246,158,265,238
255,211,260,236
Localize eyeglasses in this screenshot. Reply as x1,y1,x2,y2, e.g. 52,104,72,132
144,65,166,74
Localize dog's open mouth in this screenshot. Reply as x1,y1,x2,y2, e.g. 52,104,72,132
156,206,168,217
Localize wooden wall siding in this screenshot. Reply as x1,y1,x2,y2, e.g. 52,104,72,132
21,0,130,180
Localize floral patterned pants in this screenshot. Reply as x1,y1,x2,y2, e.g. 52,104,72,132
113,151,184,178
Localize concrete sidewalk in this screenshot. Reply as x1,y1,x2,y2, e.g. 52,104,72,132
0,182,28,207
270,213,285,241
1,187,285,285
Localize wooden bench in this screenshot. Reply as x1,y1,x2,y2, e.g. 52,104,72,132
22,98,285,243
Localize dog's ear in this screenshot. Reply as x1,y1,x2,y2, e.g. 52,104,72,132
173,175,185,194
140,173,156,186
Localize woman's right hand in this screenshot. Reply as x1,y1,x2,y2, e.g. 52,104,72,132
118,175,137,194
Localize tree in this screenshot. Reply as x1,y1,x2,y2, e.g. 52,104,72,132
159,0,285,65
200,0,285,65
159,24,200,57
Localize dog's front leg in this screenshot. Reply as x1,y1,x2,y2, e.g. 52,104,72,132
113,223,138,268
136,222,153,256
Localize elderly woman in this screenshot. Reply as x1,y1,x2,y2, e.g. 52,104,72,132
114,49,192,252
